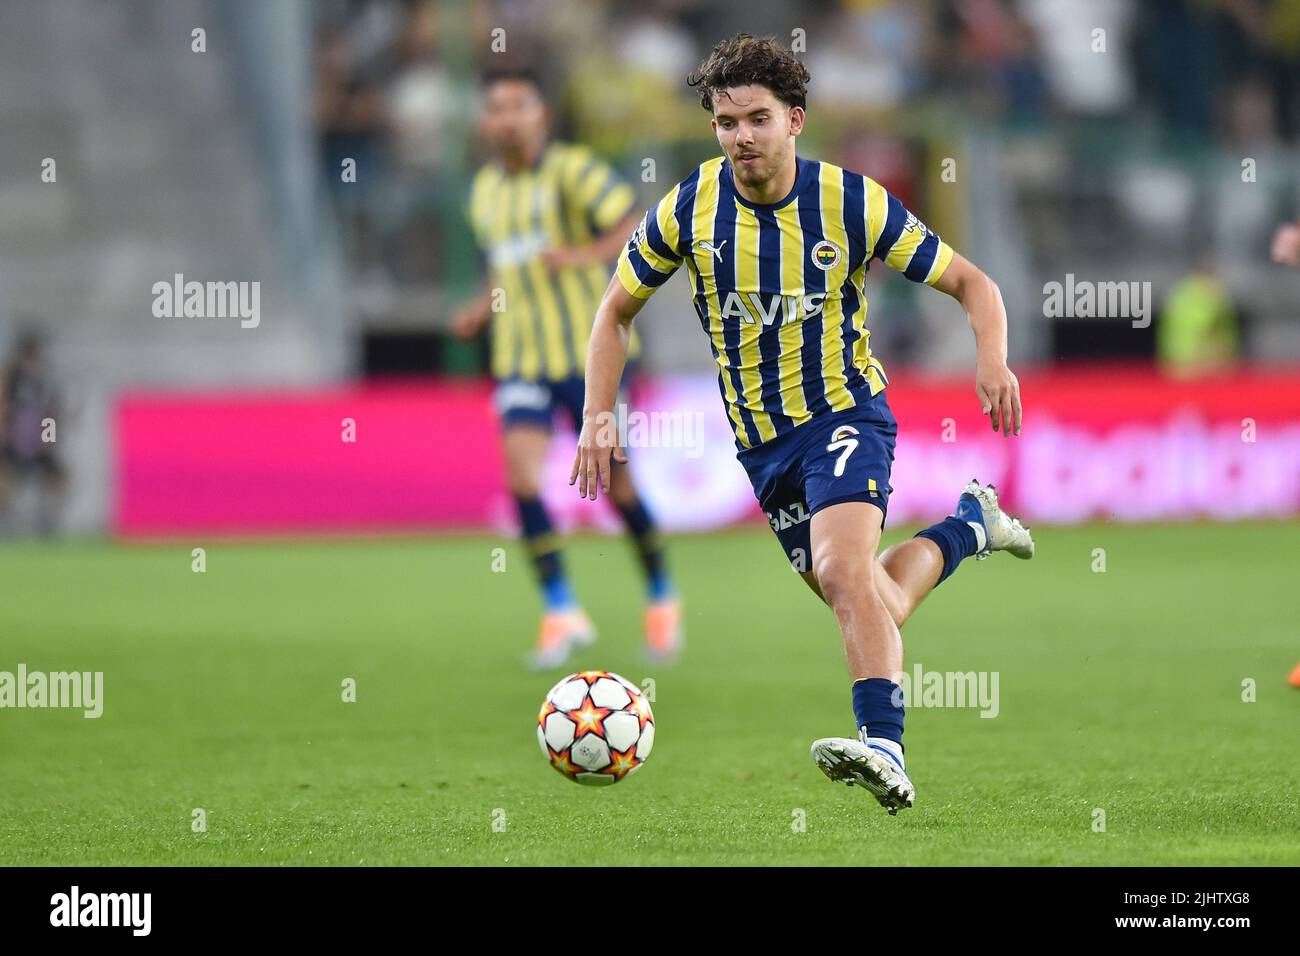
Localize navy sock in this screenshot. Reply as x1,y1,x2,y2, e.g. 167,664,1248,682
615,497,672,601
915,515,980,587
514,496,576,611
851,677,905,750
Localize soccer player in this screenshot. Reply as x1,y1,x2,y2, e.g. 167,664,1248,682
1272,218,1300,267
0,330,67,536
570,35,1033,814
452,68,682,670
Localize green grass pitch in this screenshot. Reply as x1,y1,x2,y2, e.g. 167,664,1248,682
1,521,1297,866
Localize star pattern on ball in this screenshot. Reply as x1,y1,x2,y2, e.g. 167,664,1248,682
548,748,581,778
540,671,654,787
569,696,612,737
629,690,653,730
600,746,639,782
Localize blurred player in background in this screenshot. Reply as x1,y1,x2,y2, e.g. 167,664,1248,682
451,68,682,670
0,330,67,537
1272,217,1300,268
1156,253,1239,378
572,35,1034,814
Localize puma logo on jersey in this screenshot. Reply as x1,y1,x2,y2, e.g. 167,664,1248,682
696,239,727,260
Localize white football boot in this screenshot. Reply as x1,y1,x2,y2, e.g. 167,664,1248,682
811,734,915,816
958,479,1034,560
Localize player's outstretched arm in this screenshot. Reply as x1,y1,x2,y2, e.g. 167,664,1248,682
570,274,646,499
934,252,1022,437
448,282,495,339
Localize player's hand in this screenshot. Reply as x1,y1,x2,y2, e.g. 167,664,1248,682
1271,223,1300,267
449,305,489,339
569,411,628,500
541,245,596,270
976,359,1022,437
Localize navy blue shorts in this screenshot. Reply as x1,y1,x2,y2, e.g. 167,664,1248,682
494,375,631,433
737,391,898,569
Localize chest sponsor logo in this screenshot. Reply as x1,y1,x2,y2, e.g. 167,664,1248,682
488,231,550,270
717,290,828,326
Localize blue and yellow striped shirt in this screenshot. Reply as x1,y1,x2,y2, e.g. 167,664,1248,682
468,141,637,381
617,155,953,449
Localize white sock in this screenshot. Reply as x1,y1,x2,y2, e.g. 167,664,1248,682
967,520,988,553
860,732,905,769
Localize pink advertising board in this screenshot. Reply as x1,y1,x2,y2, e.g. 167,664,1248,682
113,366,1300,537
114,380,502,535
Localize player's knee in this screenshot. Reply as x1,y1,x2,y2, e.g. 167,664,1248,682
813,550,874,611
506,468,541,499
880,587,912,628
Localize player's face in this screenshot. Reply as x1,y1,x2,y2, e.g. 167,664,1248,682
480,80,548,160
711,85,804,190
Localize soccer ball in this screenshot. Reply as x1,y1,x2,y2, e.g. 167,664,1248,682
537,670,655,785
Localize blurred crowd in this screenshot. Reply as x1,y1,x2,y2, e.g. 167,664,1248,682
313,0,1300,140
310,0,1300,373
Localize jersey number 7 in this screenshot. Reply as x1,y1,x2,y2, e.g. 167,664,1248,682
827,430,859,478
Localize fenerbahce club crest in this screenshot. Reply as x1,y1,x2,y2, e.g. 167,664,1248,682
811,240,841,271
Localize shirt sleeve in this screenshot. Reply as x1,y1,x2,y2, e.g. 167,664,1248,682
615,184,684,300
863,176,953,286
565,147,637,235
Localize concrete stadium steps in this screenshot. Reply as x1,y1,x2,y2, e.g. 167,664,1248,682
0,0,343,533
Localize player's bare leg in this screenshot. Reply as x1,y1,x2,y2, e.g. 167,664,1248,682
608,464,682,663
800,537,942,628
798,481,1033,629
808,501,898,678
502,424,551,499
505,425,594,669
806,483,1034,813
806,501,915,813
876,539,944,624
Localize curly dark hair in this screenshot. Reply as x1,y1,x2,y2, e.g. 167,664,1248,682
480,66,547,100
687,34,810,112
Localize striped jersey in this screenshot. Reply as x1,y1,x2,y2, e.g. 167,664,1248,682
468,141,638,381
617,155,953,449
